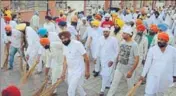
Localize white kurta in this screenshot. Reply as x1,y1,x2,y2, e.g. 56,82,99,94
142,45,176,94
0,18,7,68
63,40,86,96
43,22,56,33
9,20,17,29
96,36,119,76
30,15,40,31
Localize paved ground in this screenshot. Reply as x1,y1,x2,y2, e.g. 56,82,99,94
0,56,145,96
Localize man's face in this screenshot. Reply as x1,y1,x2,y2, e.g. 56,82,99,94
157,37,168,48
82,20,86,24
60,36,71,46
6,30,12,36
103,31,110,38
122,33,130,40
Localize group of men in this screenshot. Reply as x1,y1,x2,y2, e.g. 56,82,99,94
1,4,176,96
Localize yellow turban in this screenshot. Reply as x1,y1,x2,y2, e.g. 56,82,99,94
16,23,26,31
114,18,124,28
91,20,100,27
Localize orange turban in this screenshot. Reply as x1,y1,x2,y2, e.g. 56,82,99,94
5,25,12,32
136,19,143,26
4,16,11,22
136,24,146,32
150,24,158,33
95,14,102,21
40,38,50,46
2,85,21,96
158,32,169,42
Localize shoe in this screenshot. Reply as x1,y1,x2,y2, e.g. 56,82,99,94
35,71,42,75
99,92,104,96
93,70,95,73
8,67,13,70
105,86,110,89
93,72,99,77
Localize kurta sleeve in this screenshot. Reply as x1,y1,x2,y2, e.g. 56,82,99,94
77,42,86,55
111,38,119,62
143,37,149,59
141,48,153,77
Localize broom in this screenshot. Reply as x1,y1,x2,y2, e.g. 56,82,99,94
32,77,49,96
20,60,38,85
3,45,9,70
39,78,63,96
126,80,142,96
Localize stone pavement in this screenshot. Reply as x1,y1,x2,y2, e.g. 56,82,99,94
0,56,145,96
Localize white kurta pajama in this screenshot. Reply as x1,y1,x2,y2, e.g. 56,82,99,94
142,45,176,96
88,27,103,72
0,18,7,68
25,27,42,72
43,41,64,93
63,40,86,96
96,36,119,92
43,22,56,33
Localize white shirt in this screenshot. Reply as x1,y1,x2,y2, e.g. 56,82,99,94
9,20,17,29
44,22,56,33
30,15,40,29
6,29,23,48
63,40,86,75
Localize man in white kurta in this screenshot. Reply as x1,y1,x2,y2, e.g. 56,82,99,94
139,32,176,96
39,38,64,94
59,32,90,96
133,24,148,83
25,26,42,73
0,17,7,68
43,16,56,33
30,11,40,31
95,28,119,95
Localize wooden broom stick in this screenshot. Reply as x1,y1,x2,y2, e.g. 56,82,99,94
126,80,142,96
32,77,49,96
39,79,63,96
20,60,38,85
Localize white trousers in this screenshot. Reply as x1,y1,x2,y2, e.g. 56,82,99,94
67,73,86,96
134,59,143,83
107,68,135,96
101,75,111,92
95,58,101,72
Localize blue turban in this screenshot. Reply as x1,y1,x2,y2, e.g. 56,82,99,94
38,28,48,37
157,23,168,32
58,21,67,26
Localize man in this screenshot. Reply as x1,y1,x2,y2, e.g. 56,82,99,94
9,14,17,29
39,38,64,95
146,24,158,48
77,17,89,44
151,11,163,25
101,13,114,28
87,20,103,77
59,31,90,96
133,24,148,83
139,32,176,96
4,24,23,70
71,12,78,28
95,28,119,96
30,11,40,31
43,16,56,33
110,18,125,42
0,15,7,68
107,25,139,96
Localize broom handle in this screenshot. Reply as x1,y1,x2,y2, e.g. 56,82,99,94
126,80,142,96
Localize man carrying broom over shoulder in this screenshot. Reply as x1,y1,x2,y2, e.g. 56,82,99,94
58,31,90,96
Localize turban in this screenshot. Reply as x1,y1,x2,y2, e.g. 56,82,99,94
158,32,169,42
91,20,100,27
104,13,110,18
5,25,12,32
16,23,26,31
38,28,48,37
59,10,64,14
2,85,21,96
45,16,52,21
136,24,146,32
114,18,124,28
150,24,158,33
95,14,102,21
121,25,133,35
136,19,143,26
4,16,11,22
58,21,67,26
40,38,50,46
58,31,71,39
157,23,168,32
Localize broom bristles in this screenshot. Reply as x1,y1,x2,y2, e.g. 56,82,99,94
32,78,49,96
20,61,38,85
126,80,142,96
39,79,63,96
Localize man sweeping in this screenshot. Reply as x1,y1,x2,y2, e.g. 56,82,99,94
59,31,90,96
